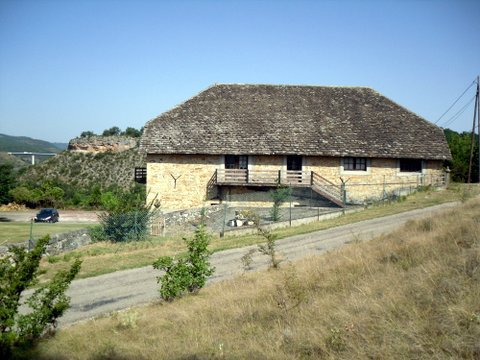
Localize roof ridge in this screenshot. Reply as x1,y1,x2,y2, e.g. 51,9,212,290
210,83,373,89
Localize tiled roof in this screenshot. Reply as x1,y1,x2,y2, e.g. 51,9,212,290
140,84,451,160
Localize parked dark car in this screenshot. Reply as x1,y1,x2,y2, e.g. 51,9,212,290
34,208,59,223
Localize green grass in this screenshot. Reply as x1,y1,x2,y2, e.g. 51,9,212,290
33,184,480,282
0,222,94,246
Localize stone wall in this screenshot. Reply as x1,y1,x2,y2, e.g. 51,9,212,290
68,136,138,153
0,229,92,256
147,154,221,211
146,154,446,210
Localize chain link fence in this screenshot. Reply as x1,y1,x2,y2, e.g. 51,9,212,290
149,172,448,238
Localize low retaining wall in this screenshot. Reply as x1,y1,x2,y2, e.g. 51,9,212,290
0,229,92,256
222,207,364,237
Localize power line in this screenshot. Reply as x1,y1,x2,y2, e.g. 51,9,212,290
440,95,476,128
435,80,476,124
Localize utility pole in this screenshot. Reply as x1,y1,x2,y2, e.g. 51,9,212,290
478,76,480,183
467,76,479,183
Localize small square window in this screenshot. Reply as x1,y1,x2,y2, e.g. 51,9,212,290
344,157,367,171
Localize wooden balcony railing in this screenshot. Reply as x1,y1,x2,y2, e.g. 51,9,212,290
214,168,345,206
216,169,312,186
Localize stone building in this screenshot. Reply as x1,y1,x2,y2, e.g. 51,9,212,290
140,84,451,211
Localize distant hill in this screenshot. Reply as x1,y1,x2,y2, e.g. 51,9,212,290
0,151,29,171
20,147,146,190
52,142,68,150
0,133,63,153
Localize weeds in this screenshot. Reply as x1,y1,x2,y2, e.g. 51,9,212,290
240,248,256,271
257,226,281,269
114,310,139,330
274,266,307,324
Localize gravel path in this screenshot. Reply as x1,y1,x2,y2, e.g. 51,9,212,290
56,201,459,327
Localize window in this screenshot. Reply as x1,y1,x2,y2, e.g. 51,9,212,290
225,155,248,169
343,157,367,171
400,159,422,173
287,155,302,171
134,167,147,184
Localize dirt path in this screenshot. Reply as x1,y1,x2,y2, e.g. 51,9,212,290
57,201,459,327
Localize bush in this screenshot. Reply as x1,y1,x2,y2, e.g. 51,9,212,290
98,209,153,242
96,185,155,242
88,225,106,242
0,236,81,357
257,226,281,268
269,186,291,222
153,225,215,301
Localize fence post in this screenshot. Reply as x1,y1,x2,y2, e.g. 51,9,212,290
220,203,227,238
341,182,347,206
162,217,166,237
383,175,386,200
28,218,34,250
289,188,292,227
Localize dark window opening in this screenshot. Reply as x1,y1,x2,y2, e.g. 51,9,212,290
225,155,248,169
344,157,367,171
400,159,422,172
134,167,147,184
287,155,302,171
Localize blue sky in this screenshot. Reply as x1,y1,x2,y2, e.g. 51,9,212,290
0,0,479,143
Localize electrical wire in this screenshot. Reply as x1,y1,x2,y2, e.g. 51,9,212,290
435,80,476,124
440,95,476,128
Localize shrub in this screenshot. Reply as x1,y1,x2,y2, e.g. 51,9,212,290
0,236,81,357
269,186,291,222
96,186,154,242
257,226,281,269
88,225,106,242
153,224,215,301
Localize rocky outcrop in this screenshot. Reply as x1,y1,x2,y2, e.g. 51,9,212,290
68,136,138,153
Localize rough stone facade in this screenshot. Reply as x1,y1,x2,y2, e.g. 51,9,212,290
146,154,446,210
68,136,138,153
147,154,221,211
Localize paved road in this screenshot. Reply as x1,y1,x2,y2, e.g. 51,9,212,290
57,201,459,327
0,210,99,223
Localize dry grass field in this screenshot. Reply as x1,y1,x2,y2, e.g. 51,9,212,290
21,196,480,359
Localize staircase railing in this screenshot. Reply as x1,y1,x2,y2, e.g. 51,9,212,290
311,172,344,207
206,170,218,200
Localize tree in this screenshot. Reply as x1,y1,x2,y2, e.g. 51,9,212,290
123,127,142,138
0,164,16,204
444,129,479,182
102,126,121,137
9,186,37,208
0,236,81,356
39,181,65,208
269,186,292,221
79,131,96,138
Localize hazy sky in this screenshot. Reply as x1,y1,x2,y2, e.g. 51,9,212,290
0,0,479,143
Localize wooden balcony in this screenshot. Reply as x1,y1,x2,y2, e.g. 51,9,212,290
216,169,311,187
211,169,345,207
